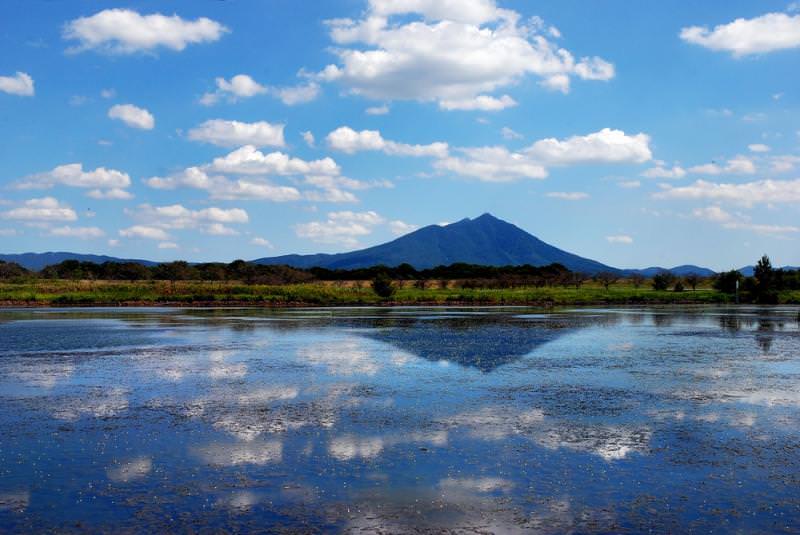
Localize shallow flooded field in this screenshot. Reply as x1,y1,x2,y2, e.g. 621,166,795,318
1,306,800,533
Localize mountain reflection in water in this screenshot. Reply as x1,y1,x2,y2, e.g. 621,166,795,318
1,306,800,532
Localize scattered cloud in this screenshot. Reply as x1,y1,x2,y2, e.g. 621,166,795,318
618,180,641,188
17,164,131,200
641,165,686,179
48,226,105,239
302,131,315,147
251,237,274,248
0,72,34,96
146,165,303,202
606,235,633,244
326,126,448,157
525,128,652,165
742,112,767,122
546,191,589,200
501,127,523,140
273,82,320,106
655,178,800,205
687,156,756,175
69,95,88,107
209,145,340,176
201,74,267,105
63,9,228,54
188,119,285,148
693,205,799,235
108,104,154,130
315,1,614,109
770,155,800,173
158,242,178,249
121,205,249,241
87,188,133,200
201,75,319,106
366,104,390,115
439,95,517,111
435,146,548,182
680,12,800,57
100,88,115,99
705,108,734,118
296,210,386,246
1,197,77,222
119,225,170,240
389,220,419,235
748,143,771,153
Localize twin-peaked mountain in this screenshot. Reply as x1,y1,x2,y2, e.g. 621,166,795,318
2,214,721,276
256,213,621,274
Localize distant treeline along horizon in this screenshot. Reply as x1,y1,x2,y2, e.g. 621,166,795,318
0,254,797,304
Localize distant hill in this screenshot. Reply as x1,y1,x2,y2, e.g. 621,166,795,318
1,215,725,276
0,252,158,271
738,265,800,277
254,213,620,274
625,265,716,278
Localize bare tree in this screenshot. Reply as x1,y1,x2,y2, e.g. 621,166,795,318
684,273,700,291
629,273,645,289
595,272,619,291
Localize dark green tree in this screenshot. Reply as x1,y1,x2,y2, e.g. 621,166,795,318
712,270,743,294
371,273,396,299
652,271,676,291
684,273,700,291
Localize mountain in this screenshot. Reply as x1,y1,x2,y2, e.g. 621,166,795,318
625,265,716,278
738,265,800,277
0,252,158,271
254,213,619,274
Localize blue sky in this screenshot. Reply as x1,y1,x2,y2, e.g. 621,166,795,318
1,0,799,270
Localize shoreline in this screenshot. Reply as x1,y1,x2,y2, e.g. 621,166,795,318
0,297,737,308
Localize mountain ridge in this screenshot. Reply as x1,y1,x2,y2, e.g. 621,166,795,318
2,214,762,276
253,213,619,274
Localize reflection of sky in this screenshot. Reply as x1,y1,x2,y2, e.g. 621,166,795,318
1,306,800,531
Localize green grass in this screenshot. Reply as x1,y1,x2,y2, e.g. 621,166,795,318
0,279,775,307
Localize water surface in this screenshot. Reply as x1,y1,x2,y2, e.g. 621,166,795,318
1,306,799,532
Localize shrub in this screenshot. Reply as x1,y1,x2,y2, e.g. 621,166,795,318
674,281,684,292
713,270,743,294
371,274,396,299
652,271,676,291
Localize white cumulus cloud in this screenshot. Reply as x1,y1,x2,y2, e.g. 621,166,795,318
316,0,615,109
546,191,589,200
17,164,131,197
693,205,800,235
326,126,449,157
201,74,267,105
680,12,800,57
296,210,386,246
108,104,154,130
64,8,228,54
119,225,170,240
1,197,77,222
525,128,652,165
435,146,548,182
687,156,756,175
655,178,800,205
188,119,285,148
0,72,34,96
48,226,105,239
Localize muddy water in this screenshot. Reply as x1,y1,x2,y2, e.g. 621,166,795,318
1,306,799,532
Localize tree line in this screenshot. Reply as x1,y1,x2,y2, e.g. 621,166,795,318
0,255,797,302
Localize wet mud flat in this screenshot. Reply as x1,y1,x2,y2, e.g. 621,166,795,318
1,306,800,532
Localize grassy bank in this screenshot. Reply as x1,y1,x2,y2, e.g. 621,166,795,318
2,279,791,307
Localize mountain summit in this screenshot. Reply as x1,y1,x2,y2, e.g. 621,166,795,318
254,213,618,273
